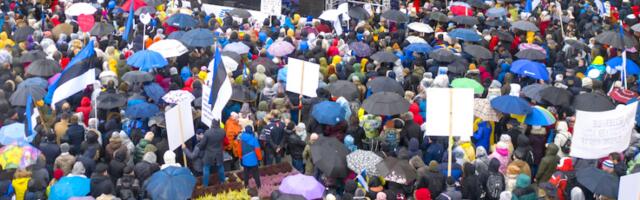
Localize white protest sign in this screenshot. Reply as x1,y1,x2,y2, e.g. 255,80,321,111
261,0,282,16
201,84,214,128
286,58,319,97
201,4,269,24
425,88,474,137
139,13,151,25
570,102,637,159
619,172,640,200
165,101,195,151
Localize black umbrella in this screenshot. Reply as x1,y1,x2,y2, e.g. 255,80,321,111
595,31,639,50
20,50,47,63
493,30,514,42
429,12,449,22
511,20,539,32
429,48,456,62
370,51,399,63
447,58,469,74
26,59,61,77
466,0,490,9
231,85,257,102
463,44,492,59
485,19,510,27
13,26,35,42
249,57,278,76
515,49,546,60
327,80,359,101
367,77,404,96
577,167,619,198
572,93,616,111
228,8,252,18
144,0,163,6
97,92,127,109
134,6,156,15
9,85,46,106
564,39,590,51
310,137,349,178
89,22,115,37
452,16,479,26
540,87,573,107
381,10,409,23
348,7,370,20
363,92,410,115
122,71,154,84
376,157,417,184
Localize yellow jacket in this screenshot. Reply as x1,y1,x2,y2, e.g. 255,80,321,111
12,177,30,200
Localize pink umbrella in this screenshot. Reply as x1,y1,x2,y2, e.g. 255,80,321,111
518,43,547,54
450,2,473,16
279,174,325,200
267,41,295,57
77,14,95,33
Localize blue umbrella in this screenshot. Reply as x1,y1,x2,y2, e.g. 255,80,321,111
0,123,28,145
277,66,288,83
126,50,168,71
181,28,214,48
350,42,372,57
145,167,196,200
49,176,91,200
166,13,197,29
510,59,549,80
125,102,160,118
404,43,433,53
490,95,532,115
524,106,556,126
311,101,346,125
449,28,482,42
606,56,640,75
18,77,48,89
167,30,186,40
143,82,166,103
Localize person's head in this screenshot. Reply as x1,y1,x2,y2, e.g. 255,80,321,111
69,115,79,124
609,152,621,164
163,151,176,165
446,176,455,186
60,143,70,153
94,163,109,176
71,161,86,176
143,152,157,164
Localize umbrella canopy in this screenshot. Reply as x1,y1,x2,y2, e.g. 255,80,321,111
408,22,434,33
633,23,640,32
0,144,41,170
268,41,296,57
348,7,370,20
126,50,168,71
573,93,615,112
135,6,156,15
404,43,433,53
606,56,640,75
9,85,46,106
311,101,346,125
231,85,257,102
511,20,539,32
167,13,198,29
122,71,154,84
48,176,91,200
451,78,485,94
26,59,61,77
65,2,97,16
367,77,404,96
143,82,166,103
97,93,127,109
595,31,639,49
540,87,573,107
474,98,500,121
350,42,372,57
564,39,590,51
490,95,532,115
346,150,383,176
510,59,549,80
0,123,28,145
167,31,186,40
370,51,399,63
125,102,160,118
223,42,251,54
485,19,510,27
144,0,163,6
279,174,325,200
524,106,556,126
608,87,638,104
19,77,48,89
429,12,449,22
319,9,341,21
486,7,507,17
463,44,492,59
121,0,147,11
13,26,35,42
381,10,409,22
311,137,350,178
577,167,619,198
148,39,188,58
493,30,514,42
145,167,196,200
450,2,473,16
447,58,470,74
363,92,410,115
162,90,195,104
20,50,47,63
521,84,549,102
228,8,252,18
250,57,278,76
181,28,215,48
429,48,456,62
406,36,428,44
52,23,74,39
376,157,417,184
89,22,115,37
466,0,489,9
452,16,479,26
327,80,359,101
516,49,546,60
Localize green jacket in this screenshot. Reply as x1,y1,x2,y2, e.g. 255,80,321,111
535,144,560,182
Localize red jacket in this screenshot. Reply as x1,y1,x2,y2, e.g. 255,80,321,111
75,97,92,125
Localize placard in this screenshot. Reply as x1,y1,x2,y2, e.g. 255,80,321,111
286,58,319,97
425,88,474,137
260,0,281,16
165,102,195,151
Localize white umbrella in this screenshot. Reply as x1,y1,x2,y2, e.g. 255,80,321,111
319,9,341,21
408,22,434,33
148,39,188,58
162,90,195,104
223,42,250,54
406,36,427,44
65,3,97,16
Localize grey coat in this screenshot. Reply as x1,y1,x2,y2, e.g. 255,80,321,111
198,127,225,166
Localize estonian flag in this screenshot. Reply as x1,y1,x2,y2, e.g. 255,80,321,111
208,47,232,121
25,94,38,142
45,41,97,109
123,1,134,42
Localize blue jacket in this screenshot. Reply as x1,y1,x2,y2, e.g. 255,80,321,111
473,121,491,152
240,132,260,167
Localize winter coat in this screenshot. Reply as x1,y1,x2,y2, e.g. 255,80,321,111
489,149,511,174
528,129,547,165
239,132,261,167
54,153,76,175
535,144,560,182
514,134,535,167
109,150,128,183
77,154,96,177
461,163,481,200
116,174,140,200
435,186,462,200
39,140,61,167
225,118,242,157
66,124,85,155
105,136,125,162
199,126,226,166
483,159,505,200
554,121,571,158
474,147,490,176
422,167,446,197
133,161,159,183
12,177,29,200
473,120,492,151
511,174,536,200
90,174,115,197
75,97,92,125
302,143,315,175
400,120,422,146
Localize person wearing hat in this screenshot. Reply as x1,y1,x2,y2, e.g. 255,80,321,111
54,143,76,176
90,163,115,198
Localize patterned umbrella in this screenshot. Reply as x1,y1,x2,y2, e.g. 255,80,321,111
0,144,41,169
524,106,556,126
376,157,416,184
350,42,372,57
474,98,500,122
268,41,295,57
346,150,383,176
162,90,195,104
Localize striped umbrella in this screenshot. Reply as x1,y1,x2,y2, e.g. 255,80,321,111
524,106,556,126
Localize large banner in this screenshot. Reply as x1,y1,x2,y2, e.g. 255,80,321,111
201,4,268,23
165,102,195,151
570,102,638,159
619,172,640,200
286,58,320,98
260,0,282,16
425,88,474,137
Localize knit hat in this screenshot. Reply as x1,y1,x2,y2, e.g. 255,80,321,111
602,159,614,169
428,160,439,172
164,151,176,165
60,143,70,153
53,169,64,180
143,152,157,163
71,162,86,176
581,78,593,89
94,163,109,175
170,67,178,75
144,132,155,141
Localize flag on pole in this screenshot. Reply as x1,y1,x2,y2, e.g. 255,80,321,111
356,169,369,192
524,0,541,13
123,1,134,42
595,0,608,17
45,41,97,109
620,21,628,89
208,48,232,121
26,94,34,139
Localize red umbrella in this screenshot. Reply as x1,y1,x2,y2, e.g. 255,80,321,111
450,2,473,16
77,14,95,33
121,0,147,12
608,87,638,104
316,24,332,33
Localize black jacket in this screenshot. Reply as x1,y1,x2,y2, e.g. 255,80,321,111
109,150,128,183
90,174,115,197
400,120,422,147
66,124,85,155
263,120,285,149
461,163,481,200
38,140,60,166
286,134,306,160
424,169,446,197
133,161,159,183
198,126,226,166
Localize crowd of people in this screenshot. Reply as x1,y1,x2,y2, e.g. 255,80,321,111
0,0,639,199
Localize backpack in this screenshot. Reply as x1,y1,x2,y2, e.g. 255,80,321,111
560,136,572,154
485,173,504,199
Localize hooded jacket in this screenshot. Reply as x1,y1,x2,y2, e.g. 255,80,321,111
75,97,92,125
511,174,536,200
554,121,571,157
482,159,505,200
461,163,481,200
535,144,560,182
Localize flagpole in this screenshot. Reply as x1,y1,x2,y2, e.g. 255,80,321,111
556,1,565,39
619,20,628,89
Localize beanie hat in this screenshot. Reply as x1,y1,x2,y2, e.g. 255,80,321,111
144,132,155,141
428,160,439,172
94,163,109,175
581,78,593,89
602,159,614,169
53,169,64,180
164,151,176,165
415,188,432,200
